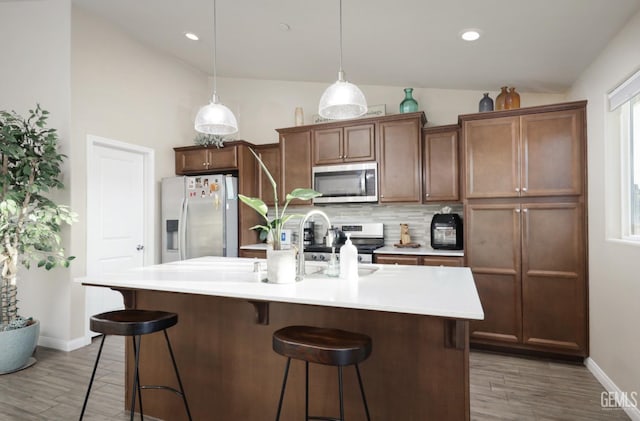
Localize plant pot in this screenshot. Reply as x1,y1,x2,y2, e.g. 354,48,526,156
266,249,296,284
0,319,39,374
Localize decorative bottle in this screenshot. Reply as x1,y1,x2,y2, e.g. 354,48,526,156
294,107,304,126
400,88,419,113
495,87,508,111
339,233,358,281
505,87,521,110
478,93,494,112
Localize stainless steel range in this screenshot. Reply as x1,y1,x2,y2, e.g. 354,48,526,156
303,223,384,264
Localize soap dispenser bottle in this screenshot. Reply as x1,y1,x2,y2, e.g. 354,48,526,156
339,233,359,281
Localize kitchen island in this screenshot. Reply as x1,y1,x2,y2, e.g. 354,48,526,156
81,256,483,420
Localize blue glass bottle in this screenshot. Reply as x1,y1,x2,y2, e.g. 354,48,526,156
399,88,418,113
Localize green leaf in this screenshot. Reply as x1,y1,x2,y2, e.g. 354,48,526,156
37,260,46,268
237,194,268,217
248,148,277,201
286,188,322,201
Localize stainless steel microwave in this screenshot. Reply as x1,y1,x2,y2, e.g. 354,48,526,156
312,162,378,204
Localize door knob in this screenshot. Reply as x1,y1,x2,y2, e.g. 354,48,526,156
136,244,144,251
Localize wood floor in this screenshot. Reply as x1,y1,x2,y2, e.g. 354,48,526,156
0,337,630,420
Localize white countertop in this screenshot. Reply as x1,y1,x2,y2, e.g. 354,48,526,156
374,245,464,257
80,256,483,320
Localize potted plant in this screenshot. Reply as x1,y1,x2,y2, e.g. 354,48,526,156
238,149,320,283
0,105,75,374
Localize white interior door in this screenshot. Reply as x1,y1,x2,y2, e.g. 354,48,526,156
86,137,152,337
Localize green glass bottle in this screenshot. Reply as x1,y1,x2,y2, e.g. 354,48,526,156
399,88,418,113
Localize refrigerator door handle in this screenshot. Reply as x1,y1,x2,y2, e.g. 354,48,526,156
179,198,188,260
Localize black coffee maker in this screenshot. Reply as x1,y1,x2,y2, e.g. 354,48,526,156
303,221,315,246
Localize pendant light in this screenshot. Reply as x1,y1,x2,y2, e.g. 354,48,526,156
318,0,367,120
194,0,238,135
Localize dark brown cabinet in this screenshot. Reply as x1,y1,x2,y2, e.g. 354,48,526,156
239,249,266,259
375,254,463,267
463,106,584,199
255,144,280,206
378,113,425,203
277,128,312,204
174,145,238,175
462,101,588,357
374,255,420,265
423,125,459,202
312,123,375,165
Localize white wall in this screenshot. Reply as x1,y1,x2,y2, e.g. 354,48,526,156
567,8,640,408
0,0,73,349
198,77,565,146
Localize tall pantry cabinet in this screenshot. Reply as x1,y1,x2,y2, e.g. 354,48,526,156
461,101,588,357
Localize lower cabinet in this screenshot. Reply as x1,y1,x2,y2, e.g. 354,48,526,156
239,249,266,259
465,201,587,356
375,254,463,266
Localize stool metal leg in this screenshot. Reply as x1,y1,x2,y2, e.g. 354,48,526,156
133,334,144,421
338,366,344,421
130,335,143,421
79,335,106,420
355,364,370,421
275,357,291,421
163,329,193,421
305,361,309,421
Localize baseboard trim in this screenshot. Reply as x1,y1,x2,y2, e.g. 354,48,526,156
38,334,91,352
585,357,640,420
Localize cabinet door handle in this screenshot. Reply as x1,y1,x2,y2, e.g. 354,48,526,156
515,209,521,213
380,194,384,198
522,187,528,192
523,208,528,213
425,193,430,198
515,187,520,192
344,155,348,159
203,162,207,166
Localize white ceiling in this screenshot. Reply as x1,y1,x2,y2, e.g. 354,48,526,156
72,0,640,93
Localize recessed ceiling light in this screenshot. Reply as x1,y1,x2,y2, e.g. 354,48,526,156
279,22,291,32
184,32,199,41
460,29,481,42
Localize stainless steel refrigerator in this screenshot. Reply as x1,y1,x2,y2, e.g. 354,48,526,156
161,174,238,263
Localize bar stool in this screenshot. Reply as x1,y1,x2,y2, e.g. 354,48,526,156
273,325,372,421
79,309,192,421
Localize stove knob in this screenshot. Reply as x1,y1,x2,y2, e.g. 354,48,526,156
319,255,326,261
357,255,363,263
310,254,318,261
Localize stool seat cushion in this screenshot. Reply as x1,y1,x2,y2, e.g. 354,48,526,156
90,310,177,336
273,325,372,366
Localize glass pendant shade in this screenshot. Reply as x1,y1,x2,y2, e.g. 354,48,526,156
194,94,238,135
319,71,367,120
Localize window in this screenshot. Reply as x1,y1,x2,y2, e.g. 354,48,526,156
609,69,640,240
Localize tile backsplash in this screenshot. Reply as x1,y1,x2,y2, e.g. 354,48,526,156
270,203,463,247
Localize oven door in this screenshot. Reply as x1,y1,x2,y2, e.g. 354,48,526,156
312,162,377,203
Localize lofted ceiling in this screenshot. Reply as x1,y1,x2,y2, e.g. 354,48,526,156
72,0,640,93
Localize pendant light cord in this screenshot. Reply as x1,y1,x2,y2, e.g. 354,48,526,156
212,0,218,100
338,0,344,77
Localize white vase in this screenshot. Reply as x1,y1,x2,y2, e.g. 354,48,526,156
266,248,296,284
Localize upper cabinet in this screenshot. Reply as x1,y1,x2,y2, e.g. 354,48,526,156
378,112,426,203
461,103,585,199
174,145,238,175
422,125,459,202
312,123,375,165
255,143,280,206
277,128,312,205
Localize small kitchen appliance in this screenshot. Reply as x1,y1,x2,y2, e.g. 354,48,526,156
303,221,315,246
304,223,384,264
312,162,378,204
430,213,463,250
